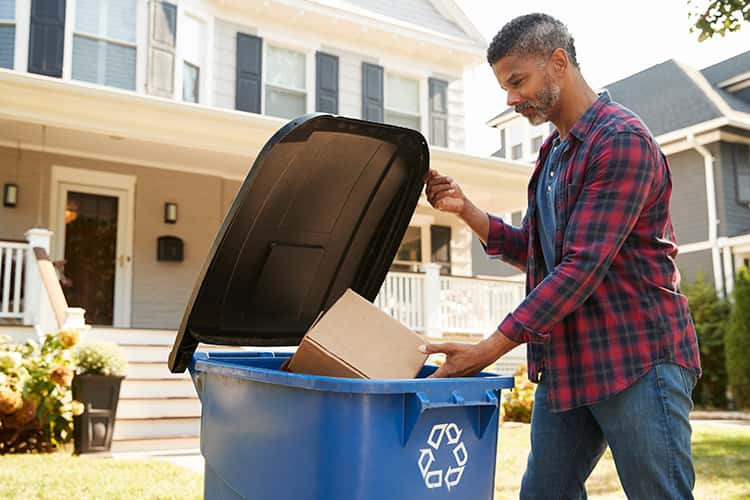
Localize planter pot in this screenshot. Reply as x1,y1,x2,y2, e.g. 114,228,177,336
72,374,125,454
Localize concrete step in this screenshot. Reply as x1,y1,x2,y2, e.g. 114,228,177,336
117,398,201,419
126,361,191,380
111,436,201,453
120,378,198,399
113,417,201,439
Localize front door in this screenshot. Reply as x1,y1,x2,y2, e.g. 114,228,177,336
63,191,119,325
51,167,134,327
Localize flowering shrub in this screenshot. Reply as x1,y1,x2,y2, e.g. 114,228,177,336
502,365,536,423
73,341,127,376
0,329,84,453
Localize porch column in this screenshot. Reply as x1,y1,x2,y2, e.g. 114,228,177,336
23,228,56,334
420,262,442,338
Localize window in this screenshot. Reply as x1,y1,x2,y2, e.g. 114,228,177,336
392,226,422,272
509,122,523,160
0,0,15,69
511,143,523,160
265,45,306,119
430,225,451,275
497,129,506,158
385,74,420,131
181,14,203,103
72,0,137,90
531,135,544,153
736,155,750,205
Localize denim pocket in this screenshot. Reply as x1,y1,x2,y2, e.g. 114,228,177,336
678,366,697,394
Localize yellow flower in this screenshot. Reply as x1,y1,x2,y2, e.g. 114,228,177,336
50,366,74,386
0,385,23,415
71,400,85,416
58,329,80,349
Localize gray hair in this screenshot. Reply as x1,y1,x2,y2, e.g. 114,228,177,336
487,13,579,68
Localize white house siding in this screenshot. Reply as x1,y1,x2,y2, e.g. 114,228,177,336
447,76,465,152
320,45,369,120
212,18,258,111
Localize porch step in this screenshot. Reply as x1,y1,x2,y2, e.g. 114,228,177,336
110,436,201,453
113,417,201,440
117,397,201,419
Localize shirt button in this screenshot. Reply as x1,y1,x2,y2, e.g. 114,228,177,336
547,186,551,192
550,171,554,177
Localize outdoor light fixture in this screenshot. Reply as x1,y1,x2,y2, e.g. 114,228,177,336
3,183,18,207
164,202,178,224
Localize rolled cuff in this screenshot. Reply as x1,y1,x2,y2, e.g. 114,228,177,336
482,214,505,258
499,312,551,344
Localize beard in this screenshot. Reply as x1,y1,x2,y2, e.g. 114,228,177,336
515,76,560,125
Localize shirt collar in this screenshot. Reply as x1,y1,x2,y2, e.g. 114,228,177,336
567,91,611,143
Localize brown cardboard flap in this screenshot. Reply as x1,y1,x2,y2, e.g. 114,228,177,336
287,337,367,378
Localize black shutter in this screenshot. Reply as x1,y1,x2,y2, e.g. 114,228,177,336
362,62,383,122
28,0,66,77
431,225,452,275
429,78,448,147
236,33,262,113
146,0,177,97
316,51,338,114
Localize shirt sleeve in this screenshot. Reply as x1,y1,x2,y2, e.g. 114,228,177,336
482,212,530,272
498,132,661,344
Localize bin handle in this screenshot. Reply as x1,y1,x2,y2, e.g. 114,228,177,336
402,390,499,446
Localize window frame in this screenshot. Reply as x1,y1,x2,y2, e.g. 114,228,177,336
0,0,15,70
178,10,205,104
71,0,138,90
735,149,750,205
262,41,309,119
384,70,421,131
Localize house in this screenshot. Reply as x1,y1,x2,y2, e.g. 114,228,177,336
486,51,750,295
0,0,530,449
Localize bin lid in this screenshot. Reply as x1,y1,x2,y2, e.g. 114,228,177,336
169,114,429,372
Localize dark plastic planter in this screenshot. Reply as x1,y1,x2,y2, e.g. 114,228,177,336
72,374,124,454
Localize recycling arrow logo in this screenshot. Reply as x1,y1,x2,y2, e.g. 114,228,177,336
418,422,468,490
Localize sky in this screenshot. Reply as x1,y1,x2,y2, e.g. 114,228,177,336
455,0,750,155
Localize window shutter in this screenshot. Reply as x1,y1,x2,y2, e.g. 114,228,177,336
28,0,66,77
316,51,338,114
429,78,448,147
236,33,262,113
146,0,176,97
362,62,383,122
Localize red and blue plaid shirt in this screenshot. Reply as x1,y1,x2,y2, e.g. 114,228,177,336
487,92,701,411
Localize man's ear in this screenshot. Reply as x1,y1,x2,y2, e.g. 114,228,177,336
549,47,569,75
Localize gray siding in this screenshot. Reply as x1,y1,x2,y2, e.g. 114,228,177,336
668,149,709,244
676,249,714,286
320,45,368,119
717,141,750,237
471,235,524,278
213,18,258,110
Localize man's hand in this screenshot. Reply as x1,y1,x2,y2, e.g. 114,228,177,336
424,169,466,215
419,330,520,378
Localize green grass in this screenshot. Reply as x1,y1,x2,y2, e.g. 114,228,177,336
0,453,202,500
0,422,746,499
494,421,750,499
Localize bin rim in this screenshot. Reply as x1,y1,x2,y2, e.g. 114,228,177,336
190,352,514,395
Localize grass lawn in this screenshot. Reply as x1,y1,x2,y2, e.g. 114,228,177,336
495,421,750,499
0,422,746,499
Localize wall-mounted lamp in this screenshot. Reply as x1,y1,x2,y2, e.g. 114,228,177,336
164,202,178,224
3,183,18,207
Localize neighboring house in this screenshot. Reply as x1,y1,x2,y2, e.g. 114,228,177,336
486,51,750,295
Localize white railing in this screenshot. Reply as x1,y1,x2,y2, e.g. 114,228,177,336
439,275,525,335
375,264,525,337
0,240,28,320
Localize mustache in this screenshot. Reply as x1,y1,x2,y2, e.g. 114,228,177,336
515,103,535,114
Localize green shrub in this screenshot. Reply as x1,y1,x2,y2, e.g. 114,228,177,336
726,267,750,409
0,329,84,453
73,342,127,377
502,365,536,423
683,273,730,408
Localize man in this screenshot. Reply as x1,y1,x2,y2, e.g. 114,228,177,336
420,13,701,499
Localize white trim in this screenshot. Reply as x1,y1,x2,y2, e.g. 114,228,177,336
135,0,148,93
49,166,135,327
0,139,245,181
61,0,76,80
718,70,750,90
12,0,29,72
726,79,750,93
676,60,750,121
660,130,750,155
678,241,713,254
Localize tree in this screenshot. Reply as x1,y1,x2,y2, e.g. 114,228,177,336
683,273,730,408
726,267,750,409
689,0,750,41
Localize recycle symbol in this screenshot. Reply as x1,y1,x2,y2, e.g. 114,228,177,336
418,422,468,490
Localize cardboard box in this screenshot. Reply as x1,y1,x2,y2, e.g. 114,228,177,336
284,289,428,379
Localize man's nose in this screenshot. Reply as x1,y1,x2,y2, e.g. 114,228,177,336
506,91,522,107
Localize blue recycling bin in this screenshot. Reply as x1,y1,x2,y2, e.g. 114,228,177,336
168,114,515,499
190,352,513,499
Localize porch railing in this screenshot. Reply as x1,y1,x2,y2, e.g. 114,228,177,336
0,240,28,320
375,264,525,337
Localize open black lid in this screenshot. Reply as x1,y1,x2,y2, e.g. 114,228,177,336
169,114,429,372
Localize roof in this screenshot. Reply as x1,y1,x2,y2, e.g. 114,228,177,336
487,52,750,136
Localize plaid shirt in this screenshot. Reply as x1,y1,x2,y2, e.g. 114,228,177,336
487,92,701,412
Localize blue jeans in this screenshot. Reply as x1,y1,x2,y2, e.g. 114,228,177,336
520,363,697,499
